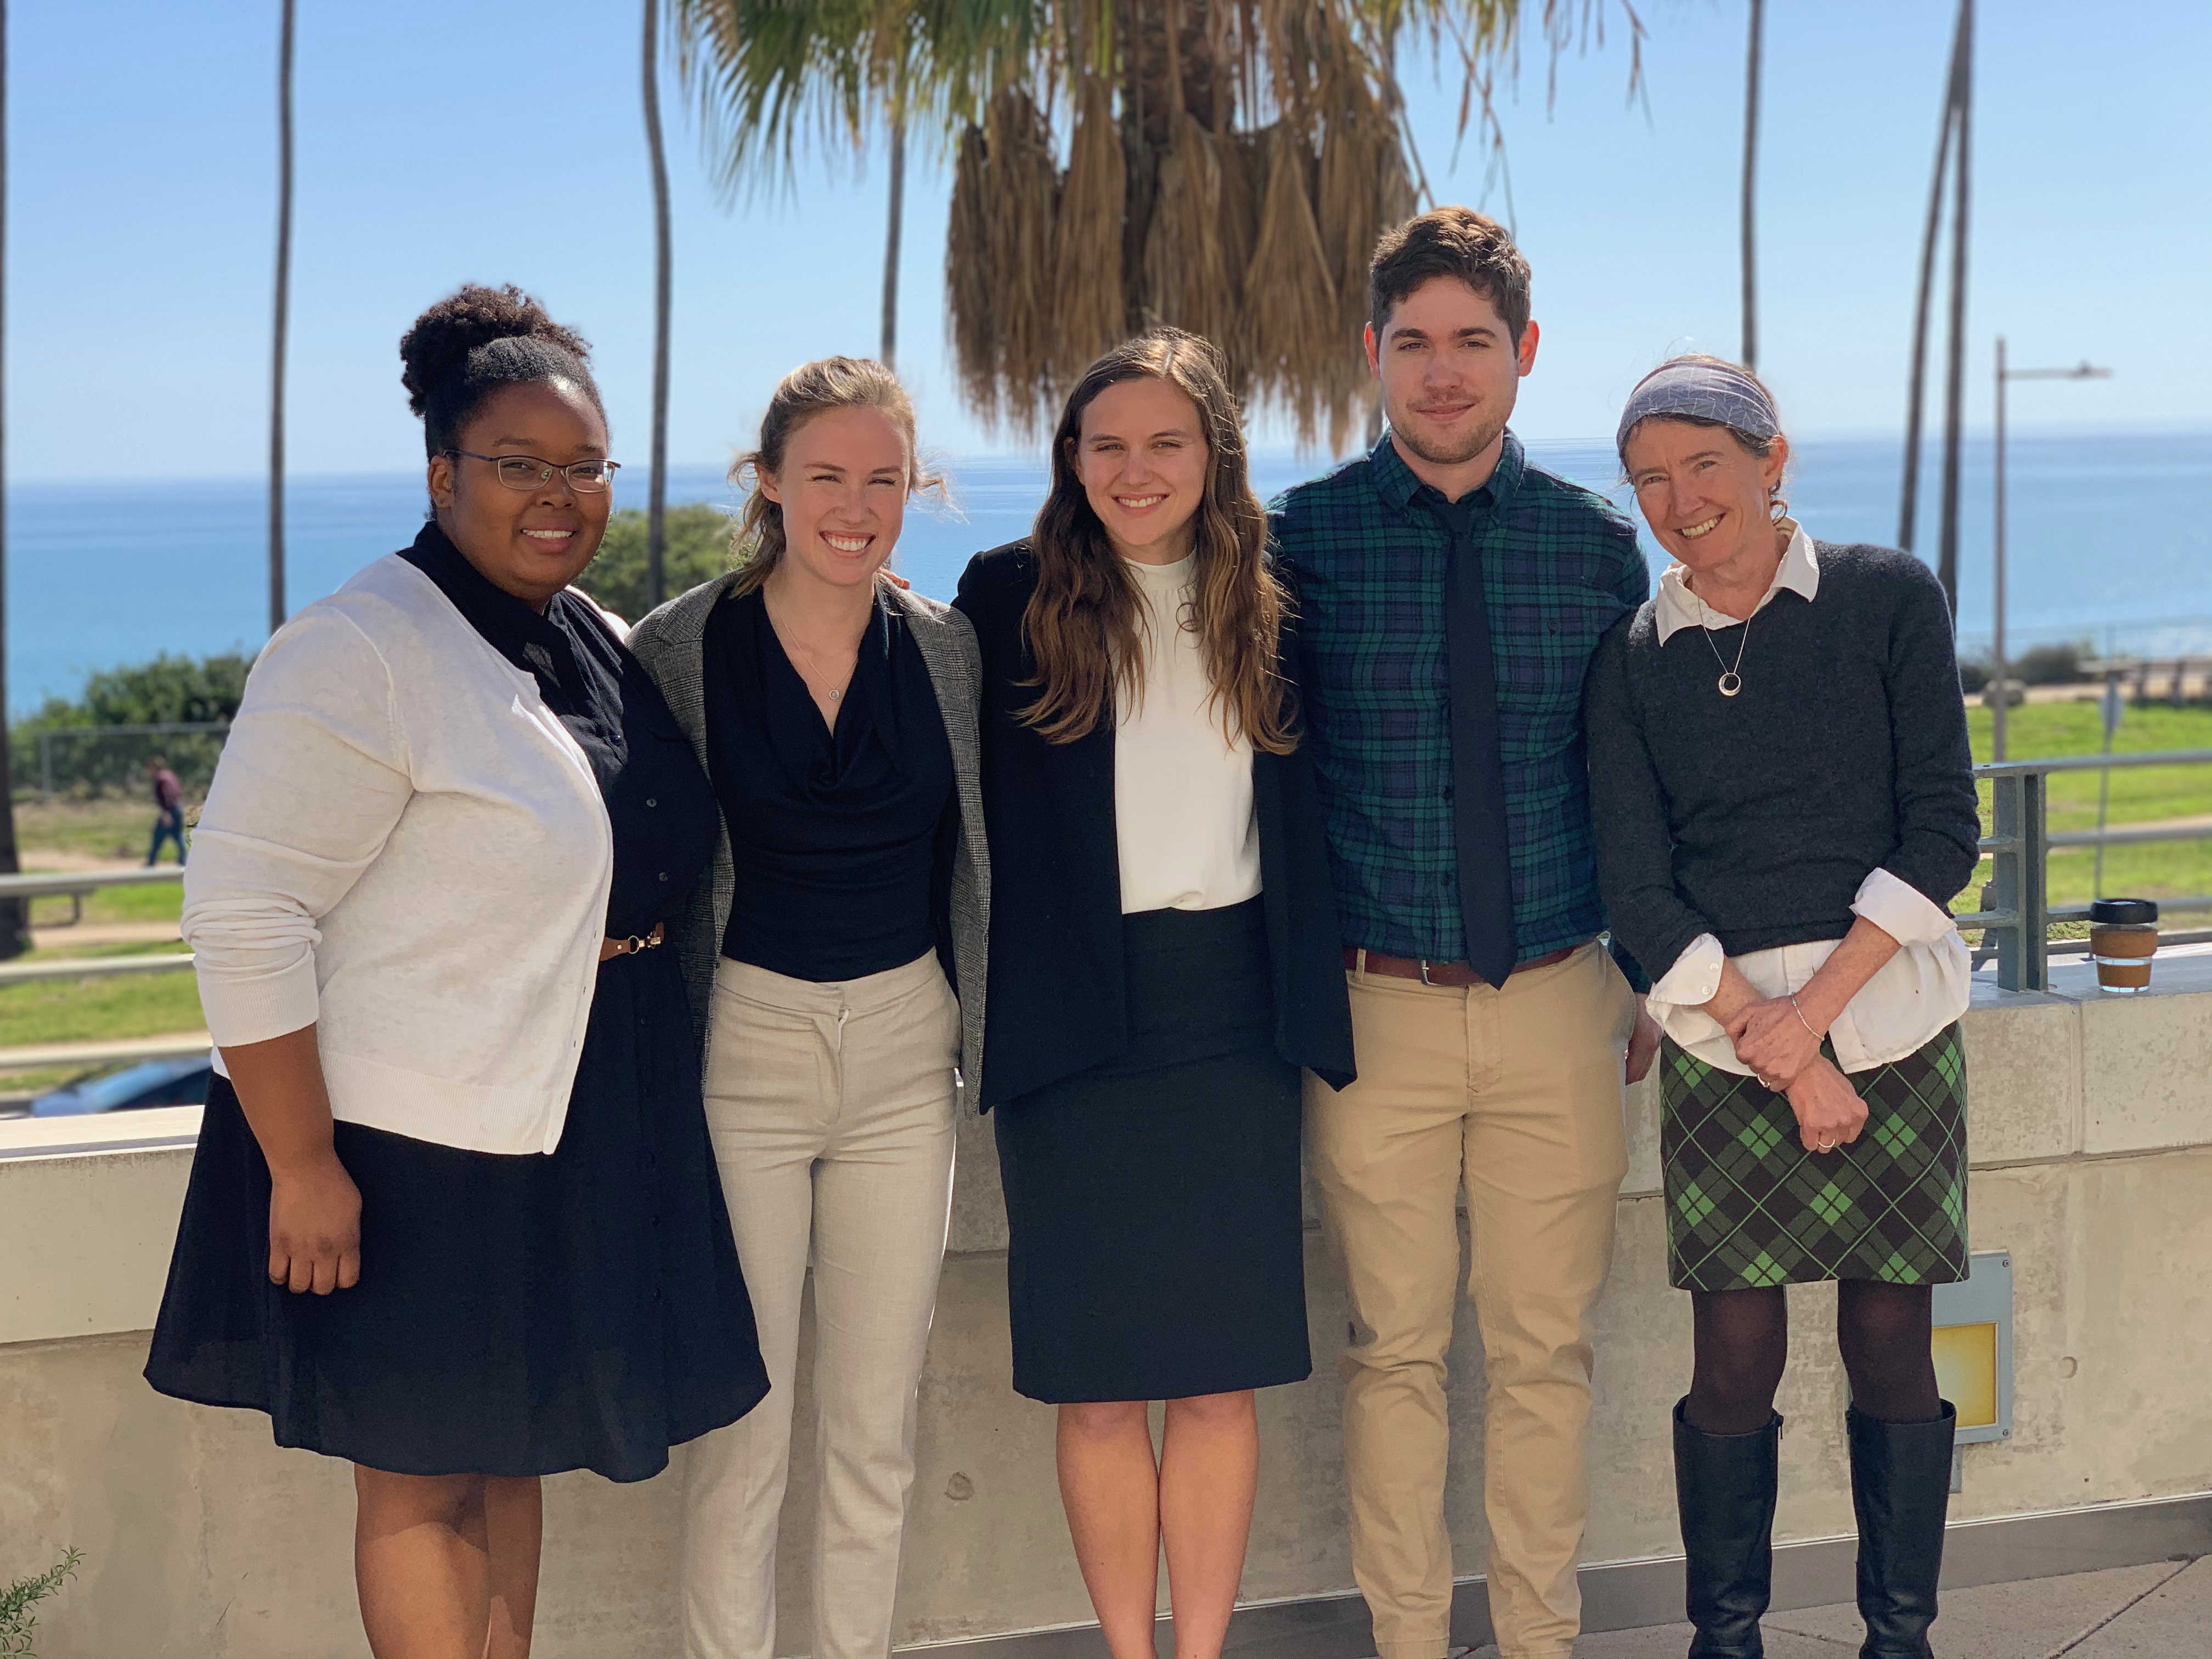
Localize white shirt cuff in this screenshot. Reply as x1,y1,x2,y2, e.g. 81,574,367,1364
1647,933,1725,1011
1852,867,1958,949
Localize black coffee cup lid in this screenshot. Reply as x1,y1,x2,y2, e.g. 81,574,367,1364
2091,898,2159,924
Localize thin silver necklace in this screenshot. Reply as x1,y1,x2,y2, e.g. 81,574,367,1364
1704,613,1752,698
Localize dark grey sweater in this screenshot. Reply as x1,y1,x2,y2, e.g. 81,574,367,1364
1584,541,1979,978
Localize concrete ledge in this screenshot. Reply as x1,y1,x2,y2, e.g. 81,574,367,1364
903,1493,2212,1657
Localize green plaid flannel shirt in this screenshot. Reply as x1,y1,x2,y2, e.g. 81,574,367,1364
1270,430,1651,976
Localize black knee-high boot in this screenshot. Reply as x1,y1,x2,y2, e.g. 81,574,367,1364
1673,1397,1780,1658
1846,1401,1956,1658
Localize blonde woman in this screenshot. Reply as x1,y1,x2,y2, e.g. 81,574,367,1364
628,357,987,1659
954,330,1353,1659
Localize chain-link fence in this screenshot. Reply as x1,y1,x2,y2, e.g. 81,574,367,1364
9,722,231,800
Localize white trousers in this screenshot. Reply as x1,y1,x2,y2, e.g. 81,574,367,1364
681,951,960,1659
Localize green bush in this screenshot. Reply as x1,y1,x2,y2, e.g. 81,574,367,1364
1,1547,81,1658
10,653,248,800
2013,641,2089,686
575,503,740,625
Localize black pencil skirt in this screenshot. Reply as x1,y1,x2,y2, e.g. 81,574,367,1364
993,897,1312,1404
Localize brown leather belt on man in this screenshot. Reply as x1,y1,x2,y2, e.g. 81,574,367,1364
1342,940,1584,986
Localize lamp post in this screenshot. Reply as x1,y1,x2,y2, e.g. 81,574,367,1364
1991,341,2109,759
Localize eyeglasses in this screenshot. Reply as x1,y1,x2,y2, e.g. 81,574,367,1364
445,450,621,493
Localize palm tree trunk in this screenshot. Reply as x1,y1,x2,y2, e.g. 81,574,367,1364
881,109,905,368
1897,7,1963,559
269,0,295,636
1739,0,1762,370
0,0,30,960
1936,0,1973,617
643,0,672,612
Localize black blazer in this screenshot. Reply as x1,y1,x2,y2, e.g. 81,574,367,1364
953,540,1357,1109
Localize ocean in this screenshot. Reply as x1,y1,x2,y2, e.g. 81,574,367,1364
5,429,2207,712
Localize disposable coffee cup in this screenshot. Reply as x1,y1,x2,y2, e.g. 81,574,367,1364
2089,898,2159,994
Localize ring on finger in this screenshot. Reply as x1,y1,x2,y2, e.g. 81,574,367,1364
1816,1137,1838,1152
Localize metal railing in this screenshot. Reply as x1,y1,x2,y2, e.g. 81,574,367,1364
4,749,2212,1015
1961,748,2212,991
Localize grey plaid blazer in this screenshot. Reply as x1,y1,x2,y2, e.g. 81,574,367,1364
627,572,991,1106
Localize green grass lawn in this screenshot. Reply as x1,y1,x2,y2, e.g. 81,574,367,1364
10,796,178,863
1966,701,2212,911
0,964,204,1052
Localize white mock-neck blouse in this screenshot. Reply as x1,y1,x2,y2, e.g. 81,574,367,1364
1113,554,1262,915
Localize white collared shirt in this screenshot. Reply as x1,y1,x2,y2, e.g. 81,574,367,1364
1641,521,1972,1075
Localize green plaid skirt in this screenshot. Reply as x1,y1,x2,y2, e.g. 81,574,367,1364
1660,1024,1970,1293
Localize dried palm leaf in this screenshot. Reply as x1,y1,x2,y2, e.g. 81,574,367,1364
1052,72,1128,387
1238,121,1337,446
946,87,1062,432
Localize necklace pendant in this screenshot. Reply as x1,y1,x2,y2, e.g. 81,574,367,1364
827,687,842,701
1717,672,1743,698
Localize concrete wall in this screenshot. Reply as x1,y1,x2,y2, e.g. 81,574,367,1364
4,962,2210,1657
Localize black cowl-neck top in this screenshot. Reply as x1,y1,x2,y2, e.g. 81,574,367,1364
701,584,955,984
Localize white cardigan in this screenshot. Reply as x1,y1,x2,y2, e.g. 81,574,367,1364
183,554,614,1155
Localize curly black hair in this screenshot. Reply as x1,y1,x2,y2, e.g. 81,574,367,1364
398,283,606,458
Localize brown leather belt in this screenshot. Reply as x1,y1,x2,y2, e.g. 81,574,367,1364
1342,940,1587,986
600,922,666,962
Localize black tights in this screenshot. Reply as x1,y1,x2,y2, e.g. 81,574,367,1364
1684,1282,1941,1435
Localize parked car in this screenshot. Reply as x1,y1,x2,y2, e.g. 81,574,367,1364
31,1054,212,1116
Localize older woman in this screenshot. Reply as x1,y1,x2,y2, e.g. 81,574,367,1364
627,356,988,1659
146,285,766,1657
1585,357,1979,1659
955,329,1353,1659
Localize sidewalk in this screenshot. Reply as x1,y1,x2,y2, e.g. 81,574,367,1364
1474,1556,2210,1657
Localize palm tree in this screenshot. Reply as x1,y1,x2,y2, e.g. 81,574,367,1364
1897,0,1972,619
644,0,675,611
270,0,296,635
0,0,28,960
672,2,1640,447
1739,0,1762,370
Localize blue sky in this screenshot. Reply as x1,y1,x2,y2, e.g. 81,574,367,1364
9,0,2208,483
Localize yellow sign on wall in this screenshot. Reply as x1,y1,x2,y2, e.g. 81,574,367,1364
1932,1321,2000,1431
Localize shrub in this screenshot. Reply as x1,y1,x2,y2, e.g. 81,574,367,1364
1956,657,1992,694
2013,641,2088,686
1,1547,81,1658
575,503,738,625
9,653,248,800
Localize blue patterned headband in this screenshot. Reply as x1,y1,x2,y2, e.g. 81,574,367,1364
1615,358,1780,459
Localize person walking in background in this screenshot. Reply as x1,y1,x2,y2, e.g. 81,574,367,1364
1587,357,1978,1659
145,754,187,865
953,328,1354,1659
628,357,988,1659
144,285,768,1659
1271,207,1658,1659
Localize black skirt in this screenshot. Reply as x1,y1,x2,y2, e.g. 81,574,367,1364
143,946,770,1482
994,898,1311,1404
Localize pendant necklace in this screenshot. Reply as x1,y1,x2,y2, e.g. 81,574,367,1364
1703,612,1753,698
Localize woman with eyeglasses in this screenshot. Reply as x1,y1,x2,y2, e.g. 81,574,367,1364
145,284,768,1658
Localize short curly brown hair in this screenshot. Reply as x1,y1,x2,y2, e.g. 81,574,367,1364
398,283,604,458
1368,206,1532,344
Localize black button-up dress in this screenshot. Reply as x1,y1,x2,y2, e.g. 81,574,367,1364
146,524,769,1481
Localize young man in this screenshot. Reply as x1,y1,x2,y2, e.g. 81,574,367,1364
1271,207,1660,1659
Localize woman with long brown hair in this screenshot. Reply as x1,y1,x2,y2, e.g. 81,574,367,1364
954,329,1353,1658
628,356,989,1659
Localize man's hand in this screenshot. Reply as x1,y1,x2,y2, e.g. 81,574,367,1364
1626,1000,1662,1085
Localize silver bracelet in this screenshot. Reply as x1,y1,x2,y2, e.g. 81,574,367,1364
1788,995,1822,1040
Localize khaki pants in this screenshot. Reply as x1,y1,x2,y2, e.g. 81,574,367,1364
1306,941,1635,1659
681,952,960,1659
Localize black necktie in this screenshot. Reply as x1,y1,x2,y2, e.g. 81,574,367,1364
1435,494,1519,986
